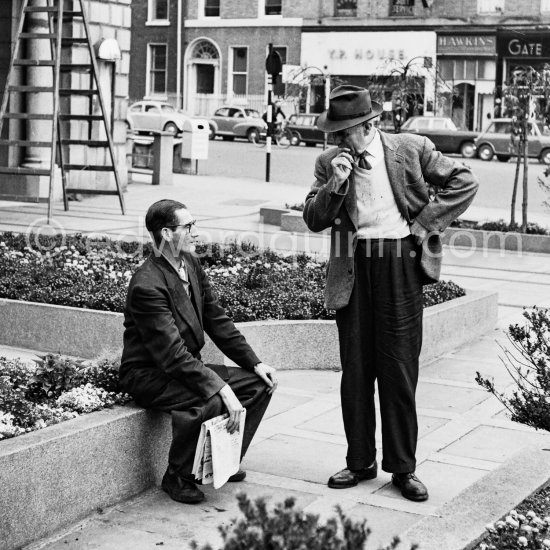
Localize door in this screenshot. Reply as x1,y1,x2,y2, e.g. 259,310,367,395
196,64,215,94
453,83,475,130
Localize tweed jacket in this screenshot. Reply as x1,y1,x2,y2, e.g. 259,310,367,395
303,131,479,311
120,253,260,401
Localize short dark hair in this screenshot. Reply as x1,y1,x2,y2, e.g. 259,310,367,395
145,199,187,246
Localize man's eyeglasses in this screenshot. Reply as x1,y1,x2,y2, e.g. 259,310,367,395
165,220,197,233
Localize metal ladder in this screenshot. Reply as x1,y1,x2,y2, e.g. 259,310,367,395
0,0,126,222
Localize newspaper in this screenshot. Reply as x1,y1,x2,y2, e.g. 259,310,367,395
192,410,246,489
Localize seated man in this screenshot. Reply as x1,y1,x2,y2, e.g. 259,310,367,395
120,199,277,504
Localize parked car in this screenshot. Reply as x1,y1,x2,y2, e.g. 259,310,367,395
126,101,191,135
400,116,478,158
287,113,326,146
207,106,267,142
475,118,550,164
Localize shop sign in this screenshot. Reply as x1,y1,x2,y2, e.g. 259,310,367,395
390,0,414,16
301,32,436,75
497,33,550,58
437,35,496,55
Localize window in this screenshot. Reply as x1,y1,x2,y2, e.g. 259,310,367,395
389,0,414,16
214,108,230,117
438,58,496,81
477,0,504,13
335,0,357,16
231,47,248,95
148,44,167,96
265,0,282,15
148,0,169,21
204,0,220,17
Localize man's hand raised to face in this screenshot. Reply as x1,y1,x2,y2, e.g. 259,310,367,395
331,148,355,186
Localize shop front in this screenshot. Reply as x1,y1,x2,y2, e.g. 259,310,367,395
436,32,497,131
497,31,550,121
300,30,436,129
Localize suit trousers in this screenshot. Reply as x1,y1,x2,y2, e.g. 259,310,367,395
125,365,271,476
335,236,423,474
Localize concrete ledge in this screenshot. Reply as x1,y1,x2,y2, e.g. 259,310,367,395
0,405,171,550
443,227,550,254
260,206,550,253
0,291,497,368
399,446,550,550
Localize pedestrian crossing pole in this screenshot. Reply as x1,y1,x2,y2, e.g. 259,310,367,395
265,43,282,183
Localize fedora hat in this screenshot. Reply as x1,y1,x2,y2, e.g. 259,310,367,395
316,85,383,133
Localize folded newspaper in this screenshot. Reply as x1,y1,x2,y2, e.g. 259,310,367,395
192,410,246,489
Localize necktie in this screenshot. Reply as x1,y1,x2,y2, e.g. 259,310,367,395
178,261,191,296
357,150,372,170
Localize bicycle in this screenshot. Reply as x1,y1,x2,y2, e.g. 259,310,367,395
253,120,293,149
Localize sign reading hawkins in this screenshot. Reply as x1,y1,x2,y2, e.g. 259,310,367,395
437,35,496,55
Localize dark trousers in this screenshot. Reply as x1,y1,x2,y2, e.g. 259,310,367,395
125,365,271,476
335,236,423,474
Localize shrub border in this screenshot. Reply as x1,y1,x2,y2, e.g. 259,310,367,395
260,207,550,254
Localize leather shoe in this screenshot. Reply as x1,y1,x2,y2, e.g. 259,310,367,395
228,469,246,482
161,468,205,504
392,472,429,501
328,461,377,489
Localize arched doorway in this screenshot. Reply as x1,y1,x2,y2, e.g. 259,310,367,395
184,39,221,116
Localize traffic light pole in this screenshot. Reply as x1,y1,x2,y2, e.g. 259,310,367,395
266,74,272,182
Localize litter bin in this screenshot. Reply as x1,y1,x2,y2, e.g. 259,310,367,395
178,118,209,174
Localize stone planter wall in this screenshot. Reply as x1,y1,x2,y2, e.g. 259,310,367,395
0,291,497,549
260,206,550,254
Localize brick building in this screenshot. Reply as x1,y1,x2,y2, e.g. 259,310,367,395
0,0,132,202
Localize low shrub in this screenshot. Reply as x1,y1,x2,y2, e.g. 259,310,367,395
190,492,416,550
0,232,466,321
0,352,129,440
476,307,550,432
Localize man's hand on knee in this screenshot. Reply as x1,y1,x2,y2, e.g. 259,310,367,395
218,385,244,434
254,362,278,394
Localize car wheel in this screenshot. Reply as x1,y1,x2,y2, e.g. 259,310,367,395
290,133,300,146
497,155,511,163
222,136,235,141
163,122,179,135
540,149,550,165
460,141,475,158
477,144,494,161
208,125,216,140
247,128,259,143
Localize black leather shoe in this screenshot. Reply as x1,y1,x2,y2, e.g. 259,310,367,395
161,468,205,504
328,461,378,489
228,469,246,482
392,472,429,501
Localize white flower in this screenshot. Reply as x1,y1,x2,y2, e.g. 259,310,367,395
517,536,528,547
506,516,519,528
542,539,550,547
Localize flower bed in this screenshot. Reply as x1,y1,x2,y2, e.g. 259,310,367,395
0,352,129,441
0,232,465,320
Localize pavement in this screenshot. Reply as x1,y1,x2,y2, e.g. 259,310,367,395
2,168,550,549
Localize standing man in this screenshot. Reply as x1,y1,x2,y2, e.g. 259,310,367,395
303,85,478,501
120,199,277,504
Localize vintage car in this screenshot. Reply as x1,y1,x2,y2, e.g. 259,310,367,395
475,118,550,164
400,116,479,158
207,106,267,142
286,113,337,146
126,101,191,135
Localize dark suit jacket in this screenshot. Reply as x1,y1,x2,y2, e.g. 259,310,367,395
120,253,260,402
303,131,479,310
